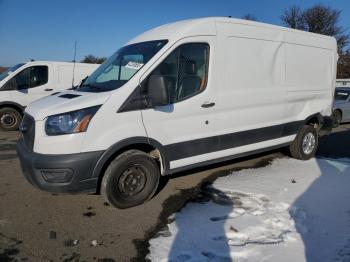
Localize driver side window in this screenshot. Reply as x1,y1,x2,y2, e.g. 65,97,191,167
14,68,30,90
3,66,48,90
146,43,209,104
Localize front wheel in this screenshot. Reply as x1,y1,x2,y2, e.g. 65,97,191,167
289,125,318,160
0,107,22,131
101,150,160,209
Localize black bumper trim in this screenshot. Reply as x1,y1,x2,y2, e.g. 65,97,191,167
16,139,104,193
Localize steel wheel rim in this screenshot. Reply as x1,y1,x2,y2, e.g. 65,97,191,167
118,165,147,197
335,113,341,126
302,132,316,155
0,113,17,127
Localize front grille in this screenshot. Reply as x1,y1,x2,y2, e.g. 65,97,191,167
21,114,35,151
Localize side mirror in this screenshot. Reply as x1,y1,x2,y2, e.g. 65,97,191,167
147,75,170,107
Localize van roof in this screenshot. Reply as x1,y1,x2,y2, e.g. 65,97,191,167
128,17,336,49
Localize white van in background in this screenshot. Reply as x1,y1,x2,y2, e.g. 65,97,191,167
0,61,99,130
17,17,336,208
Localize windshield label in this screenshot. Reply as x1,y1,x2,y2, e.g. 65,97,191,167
125,61,143,70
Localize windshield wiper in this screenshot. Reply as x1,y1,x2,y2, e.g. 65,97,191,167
79,84,102,91
78,76,88,88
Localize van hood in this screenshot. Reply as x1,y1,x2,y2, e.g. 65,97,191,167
25,90,112,120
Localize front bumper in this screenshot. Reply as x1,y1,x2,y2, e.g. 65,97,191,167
16,139,104,193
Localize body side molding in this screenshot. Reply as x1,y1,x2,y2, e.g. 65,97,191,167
168,142,292,174
92,115,329,179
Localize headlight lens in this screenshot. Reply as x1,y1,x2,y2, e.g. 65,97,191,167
45,105,101,135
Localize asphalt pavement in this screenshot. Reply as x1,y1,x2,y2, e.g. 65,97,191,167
0,124,349,261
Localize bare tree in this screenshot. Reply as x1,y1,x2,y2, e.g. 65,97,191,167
81,55,106,64
281,4,348,53
303,4,348,52
281,6,304,30
242,14,257,21
338,51,350,78
282,4,350,78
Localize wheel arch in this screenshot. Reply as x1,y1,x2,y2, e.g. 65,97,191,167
92,137,169,193
0,101,25,114
302,113,333,136
304,113,322,126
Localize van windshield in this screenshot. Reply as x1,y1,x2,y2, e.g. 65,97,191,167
78,40,168,93
0,63,26,82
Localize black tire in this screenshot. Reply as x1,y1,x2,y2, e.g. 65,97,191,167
332,110,342,127
0,107,22,131
289,125,318,160
101,150,160,209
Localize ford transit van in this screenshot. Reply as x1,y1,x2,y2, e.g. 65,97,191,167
0,61,99,130
17,18,336,208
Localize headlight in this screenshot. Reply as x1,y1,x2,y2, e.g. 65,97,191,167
45,105,101,135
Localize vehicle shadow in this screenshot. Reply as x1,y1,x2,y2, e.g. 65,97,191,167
166,187,235,261
317,125,350,159
291,126,350,261
290,158,350,261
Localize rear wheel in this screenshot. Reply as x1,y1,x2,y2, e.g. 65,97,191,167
0,107,22,131
289,125,318,160
101,150,160,209
332,110,342,127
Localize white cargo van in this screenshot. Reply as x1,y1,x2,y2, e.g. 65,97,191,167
0,61,99,130
17,18,336,208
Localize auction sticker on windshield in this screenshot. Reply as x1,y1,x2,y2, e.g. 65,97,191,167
125,61,144,70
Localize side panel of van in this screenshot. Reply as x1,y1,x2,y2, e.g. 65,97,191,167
142,22,335,171
216,32,286,134
283,36,335,122
140,24,294,170
57,65,74,90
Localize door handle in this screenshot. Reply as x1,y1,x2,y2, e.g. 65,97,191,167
201,102,215,108
44,88,53,91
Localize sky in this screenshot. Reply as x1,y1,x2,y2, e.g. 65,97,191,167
0,0,349,67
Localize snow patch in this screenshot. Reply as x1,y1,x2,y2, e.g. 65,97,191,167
208,190,297,247
147,158,350,262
